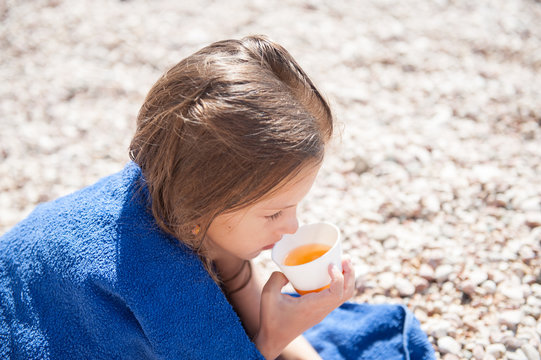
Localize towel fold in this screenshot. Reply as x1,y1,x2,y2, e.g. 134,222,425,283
0,162,435,359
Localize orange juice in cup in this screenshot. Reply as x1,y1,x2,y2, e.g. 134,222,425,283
284,243,332,266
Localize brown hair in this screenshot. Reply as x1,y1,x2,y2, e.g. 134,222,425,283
129,35,333,275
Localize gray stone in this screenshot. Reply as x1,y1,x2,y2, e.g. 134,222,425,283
502,336,525,351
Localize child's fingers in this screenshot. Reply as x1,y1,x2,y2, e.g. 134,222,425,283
263,271,290,296
342,258,356,299
328,263,344,299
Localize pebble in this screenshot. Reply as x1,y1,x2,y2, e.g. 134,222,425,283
435,264,454,283
508,349,528,360
413,277,430,293
352,156,370,175
396,278,416,297
472,345,485,360
442,354,460,360
438,336,461,355
500,283,526,301
520,198,541,212
521,344,540,360
469,270,489,286
422,194,441,213
429,320,453,339
482,280,497,294
378,272,396,290
532,284,541,298
519,246,536,261
419,264,435,281
502,336,525,351
426,250,445,269
499,310,523,330
521,315,536,328
525,213,541,229
486,343,506,358
460,280,476,295
524,305,541,319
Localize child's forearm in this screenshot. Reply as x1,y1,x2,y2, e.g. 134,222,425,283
225,263,321,359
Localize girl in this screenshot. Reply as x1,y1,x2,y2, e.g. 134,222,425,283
0,35,434,359
128,34,355,358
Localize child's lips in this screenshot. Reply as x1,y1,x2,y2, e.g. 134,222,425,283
262,244,275,251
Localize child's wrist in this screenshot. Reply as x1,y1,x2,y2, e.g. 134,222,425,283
254,330,281,360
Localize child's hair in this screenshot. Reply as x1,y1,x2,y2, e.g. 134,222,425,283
129,35,333,275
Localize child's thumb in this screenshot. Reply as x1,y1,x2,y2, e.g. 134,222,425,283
263,271,289,294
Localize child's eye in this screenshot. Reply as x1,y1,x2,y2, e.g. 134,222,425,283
265,211,283,221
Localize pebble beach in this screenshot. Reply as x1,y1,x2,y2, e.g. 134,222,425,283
1,0,540,359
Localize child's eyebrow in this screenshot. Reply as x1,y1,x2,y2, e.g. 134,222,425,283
264,204,297,211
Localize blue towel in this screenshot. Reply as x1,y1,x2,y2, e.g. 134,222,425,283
0,162,435,359
304,303,435,360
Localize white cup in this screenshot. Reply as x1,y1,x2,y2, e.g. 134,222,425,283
272,222,342,295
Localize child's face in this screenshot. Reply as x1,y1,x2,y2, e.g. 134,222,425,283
205,163,321,261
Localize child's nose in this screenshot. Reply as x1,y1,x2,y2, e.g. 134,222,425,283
282,216,299,235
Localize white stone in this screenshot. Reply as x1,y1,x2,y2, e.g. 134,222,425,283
519,246,536,261
508,349,528,360
532,284,541,297
460,280,476,295
500,283,526,301
521,344,541,360
520,197,541,212
435,264,454,282
422,194,441,213
486,343,506,358
437,336,461,355
481,280,497,294
419,263,435,281
378,272,395,290
428,320,452,338
472,345,485,360
469,269,488,286
413,277,430,293
396,278,415,297
499,310,523,329
525,212,541,228
522,316,536,328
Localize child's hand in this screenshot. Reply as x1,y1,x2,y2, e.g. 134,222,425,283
254,258,355,360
